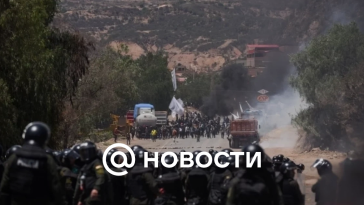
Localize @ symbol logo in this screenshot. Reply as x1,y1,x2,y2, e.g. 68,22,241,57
102,143,135,176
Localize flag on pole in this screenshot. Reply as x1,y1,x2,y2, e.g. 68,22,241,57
171,68,177,91
169,97,184,116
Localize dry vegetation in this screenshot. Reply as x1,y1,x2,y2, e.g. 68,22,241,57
55,0,364,70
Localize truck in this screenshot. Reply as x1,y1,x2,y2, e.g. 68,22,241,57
229,119,260,148
126,103,168,138
228,101,262,148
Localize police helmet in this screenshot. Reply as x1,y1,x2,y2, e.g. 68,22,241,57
192,150,206,165
311,158,332,176
131,145,144,152
280,161,297,174
297,163,305,171
209,149,214,154
277,154,284,159
106,149,121,168
193,150,201,156
97,149,103,159
133,146,147,163
5,145,21,160
62,149,80,167
160,155,177,173
242,144,266,167
216,155,229,168
221,148,233,154
45,147,54,154
53,151,63,164
71,144,81,154
226,155,235,168
45,147,60,164
273,154,284,164
22,122,51,146
283,157,290,163
79,141,98,162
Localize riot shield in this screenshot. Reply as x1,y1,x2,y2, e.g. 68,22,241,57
295,171,306,204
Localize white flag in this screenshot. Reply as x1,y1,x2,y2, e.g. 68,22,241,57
171,68,177,91
177,98,184,108
169,97,184,116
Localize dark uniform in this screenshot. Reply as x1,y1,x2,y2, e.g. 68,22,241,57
105,149,126,205
60,149,80,205
0,122,66,205
311,159,338,205
155,155,185,205
208,155,232,205
279,161,304,205
73,141,106,205
127,145,158,205
60,166,78,205
185,151,210,205
226,144,283,205
336,157,364,205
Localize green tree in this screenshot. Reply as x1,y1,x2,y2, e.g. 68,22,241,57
176,72,215,107
135,52,174,110
62,45,140,141
290,22,364,150
0,0,93,148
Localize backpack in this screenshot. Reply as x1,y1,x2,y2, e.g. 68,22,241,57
232,172,272,205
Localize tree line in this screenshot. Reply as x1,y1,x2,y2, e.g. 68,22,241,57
290,22,364,153
0,0,174,149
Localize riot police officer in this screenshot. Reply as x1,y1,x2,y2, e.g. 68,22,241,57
4,145,21,162
155,155,185,205
178,150,191,178
105,148,126,205
185,150,210,205
336,154,364,205
73,141,106,205
126,145,158,205
279,161,304,205
60,149,80,205
207,155,232,205
71,144,85,169
226,144,283,205
311,158,338,205
0,122,66,205
272,154,284,171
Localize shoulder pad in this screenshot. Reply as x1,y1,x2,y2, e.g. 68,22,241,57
95,165,105,175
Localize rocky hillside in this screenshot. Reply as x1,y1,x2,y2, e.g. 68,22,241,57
55,0,364,70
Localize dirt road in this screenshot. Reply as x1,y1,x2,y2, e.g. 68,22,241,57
98,125,346,205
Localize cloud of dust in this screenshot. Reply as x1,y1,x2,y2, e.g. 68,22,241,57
256,44,309,148
258,65,308,149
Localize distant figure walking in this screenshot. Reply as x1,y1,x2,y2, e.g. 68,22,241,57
172,128,177,143
113,126,121,142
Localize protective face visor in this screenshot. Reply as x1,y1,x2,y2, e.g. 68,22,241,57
310,158,324,170
79,148,95,161
64,150,80,166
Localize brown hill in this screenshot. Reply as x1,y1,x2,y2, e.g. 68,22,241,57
55,0,364,70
